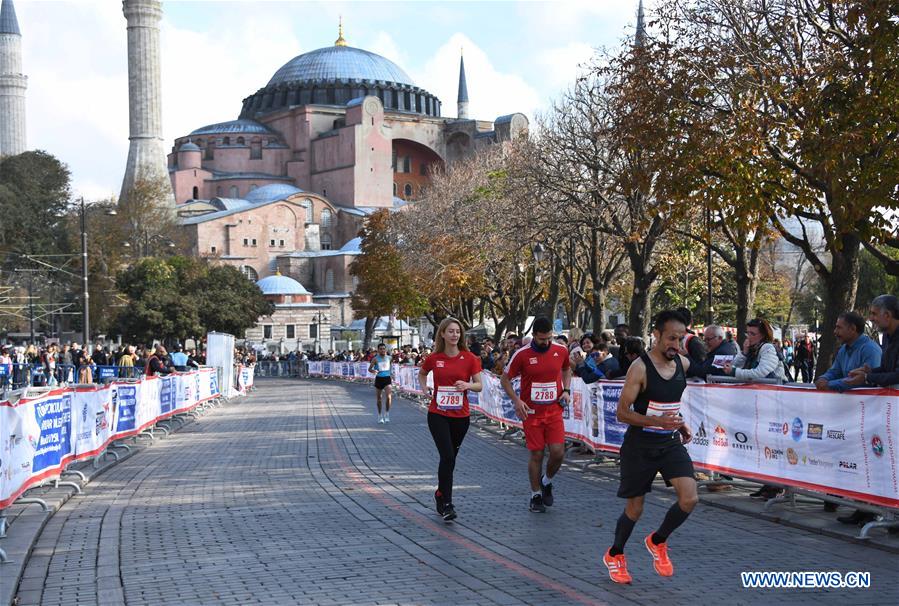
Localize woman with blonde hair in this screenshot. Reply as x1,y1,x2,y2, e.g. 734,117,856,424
418,317,483,522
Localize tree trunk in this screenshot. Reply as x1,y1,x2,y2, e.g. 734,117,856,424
629,271,654,337
732,240,760,343
816,236,860,377
592,286,607,334
362,315,376,351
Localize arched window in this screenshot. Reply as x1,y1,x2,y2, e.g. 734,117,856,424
321,234,332,250
303,198,313,223
216,186,223,196
237,137,245,145
404,183,413,198
241,265,259,281
325,269,335,291
321,208,332,228
223,136,230,145
192,186,199,199
229,185,239,197
249,183,258,191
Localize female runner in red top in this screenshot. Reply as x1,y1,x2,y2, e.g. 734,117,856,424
418,317,483,522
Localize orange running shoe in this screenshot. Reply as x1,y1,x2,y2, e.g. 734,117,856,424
602,548,633,584
644,534,674,577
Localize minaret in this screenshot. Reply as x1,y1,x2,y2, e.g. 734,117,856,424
120,0,173,204
0,0,27,157
457,50,469,120
635,0,647,48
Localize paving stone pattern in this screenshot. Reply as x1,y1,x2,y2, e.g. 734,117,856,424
14,379,898,605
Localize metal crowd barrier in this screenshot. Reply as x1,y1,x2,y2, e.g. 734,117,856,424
0,363,146,394
253,360,306,377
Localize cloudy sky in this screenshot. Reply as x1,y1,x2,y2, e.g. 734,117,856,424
13,0,648,199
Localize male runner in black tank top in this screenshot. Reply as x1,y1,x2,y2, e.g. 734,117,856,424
602,310,699,584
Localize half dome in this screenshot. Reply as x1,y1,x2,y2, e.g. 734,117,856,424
244,183,304,204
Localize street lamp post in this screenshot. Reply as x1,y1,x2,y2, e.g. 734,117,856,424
81,197,90,346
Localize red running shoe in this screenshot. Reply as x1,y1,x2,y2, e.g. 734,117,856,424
602,548,633,584
644,534,674,577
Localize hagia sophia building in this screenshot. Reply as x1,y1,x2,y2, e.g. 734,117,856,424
1,0,532,351
165,14,528,350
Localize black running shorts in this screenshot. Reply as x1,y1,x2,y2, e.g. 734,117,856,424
374,375,392,390
617,440,695,498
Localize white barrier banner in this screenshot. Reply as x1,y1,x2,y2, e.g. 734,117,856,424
682,384,899,508
1,368,220,509
237,365,255,393
305,362,899,508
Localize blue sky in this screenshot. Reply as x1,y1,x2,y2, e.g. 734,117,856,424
13,1,647,199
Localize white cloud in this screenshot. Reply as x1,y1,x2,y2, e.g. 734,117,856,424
366,31,408,73
534,42,597,92
160,16,302,149
17,1,301,199
414,34,541,122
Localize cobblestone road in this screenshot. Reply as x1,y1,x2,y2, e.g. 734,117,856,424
14,379,897,605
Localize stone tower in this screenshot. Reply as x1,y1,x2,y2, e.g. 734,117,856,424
457,51,469,120
120,0,173,204
0,0,27,157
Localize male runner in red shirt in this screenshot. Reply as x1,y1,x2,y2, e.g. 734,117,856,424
501,316,572,512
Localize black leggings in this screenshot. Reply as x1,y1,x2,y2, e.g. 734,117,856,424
427,412,470,504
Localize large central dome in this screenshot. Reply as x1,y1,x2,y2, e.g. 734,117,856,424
268,46,415,87
240,34,441,120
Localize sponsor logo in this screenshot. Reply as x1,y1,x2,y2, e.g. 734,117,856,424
81,403,89,424
553,352,559,357
807,457,834,469
872,435,884,457
768,422,785,434
791,417,803,442
693,422,710,446
806,423,823,440
713,424,728,448
529,357,538,365
764,446,784,460
786,448,799,465
838,460,858,471
731,431,752,451
436,361,445,368
826,429,846,440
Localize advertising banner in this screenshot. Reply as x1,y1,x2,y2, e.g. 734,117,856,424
0,368,220,509
304,361,899,508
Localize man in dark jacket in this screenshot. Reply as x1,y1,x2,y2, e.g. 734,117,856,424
794,334,815,382
690,325,740,379
145,345,172,376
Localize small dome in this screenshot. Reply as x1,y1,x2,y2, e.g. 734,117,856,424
245,183,304,204
268,45,414,87
179,141,201,152
339,237,362,253
256,274,310,296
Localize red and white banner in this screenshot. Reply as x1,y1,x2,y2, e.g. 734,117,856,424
0,368,219,509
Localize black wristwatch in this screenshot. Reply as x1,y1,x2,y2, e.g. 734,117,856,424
562,388,571,394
